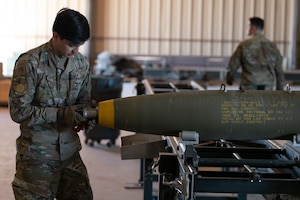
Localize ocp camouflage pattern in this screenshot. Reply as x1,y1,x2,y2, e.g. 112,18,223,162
9,40,91,161
226,34,285,90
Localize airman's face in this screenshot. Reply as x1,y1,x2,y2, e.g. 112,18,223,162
247,21,256,36
52,32,83,57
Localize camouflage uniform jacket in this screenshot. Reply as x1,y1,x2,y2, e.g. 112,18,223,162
9,40,91,161
226,34,284,90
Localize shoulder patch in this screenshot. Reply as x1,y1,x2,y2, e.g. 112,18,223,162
12,75,27,95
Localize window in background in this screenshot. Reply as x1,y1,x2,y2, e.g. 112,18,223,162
0,0,90,76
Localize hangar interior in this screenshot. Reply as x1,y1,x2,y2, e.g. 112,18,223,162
2,0,300,200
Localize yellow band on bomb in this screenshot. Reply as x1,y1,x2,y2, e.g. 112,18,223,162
98,99,114,128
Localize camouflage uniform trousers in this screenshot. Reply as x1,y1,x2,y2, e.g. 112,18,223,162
12,153,93,200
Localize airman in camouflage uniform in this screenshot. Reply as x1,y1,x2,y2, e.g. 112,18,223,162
226,17,285,90
9,8,93,199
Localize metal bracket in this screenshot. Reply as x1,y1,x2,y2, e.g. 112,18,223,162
179,130,199,145
293,134,300,147
178,131,200,168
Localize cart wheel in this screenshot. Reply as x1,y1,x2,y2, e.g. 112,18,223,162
106,141,112,147
89,141,94,147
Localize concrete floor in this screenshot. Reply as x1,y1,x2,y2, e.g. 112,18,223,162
0,82,144,200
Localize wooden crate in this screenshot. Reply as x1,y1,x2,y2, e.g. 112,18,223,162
0,79,11,105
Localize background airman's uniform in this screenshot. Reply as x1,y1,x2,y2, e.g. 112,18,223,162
226,34,285,90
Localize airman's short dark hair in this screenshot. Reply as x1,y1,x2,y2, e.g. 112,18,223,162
249,17,264,31
52,8,90,45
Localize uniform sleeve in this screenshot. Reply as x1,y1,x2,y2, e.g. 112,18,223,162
273,48,285,90
226,43,243,85
8,55,58,126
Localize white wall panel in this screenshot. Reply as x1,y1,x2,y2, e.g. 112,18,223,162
139,0,151,54
284,0,295,69
211,0,223,56
222,0,234,55
253,0,265,17
149,0,161,55
169,0,181,55
180,0,192,55
265,0,276,40
128,0,140,54
232,0,245,42
0,0,90,76
191,0,202,55
159,0,171,55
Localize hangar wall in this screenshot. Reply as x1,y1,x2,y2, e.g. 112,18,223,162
90,0,296,70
